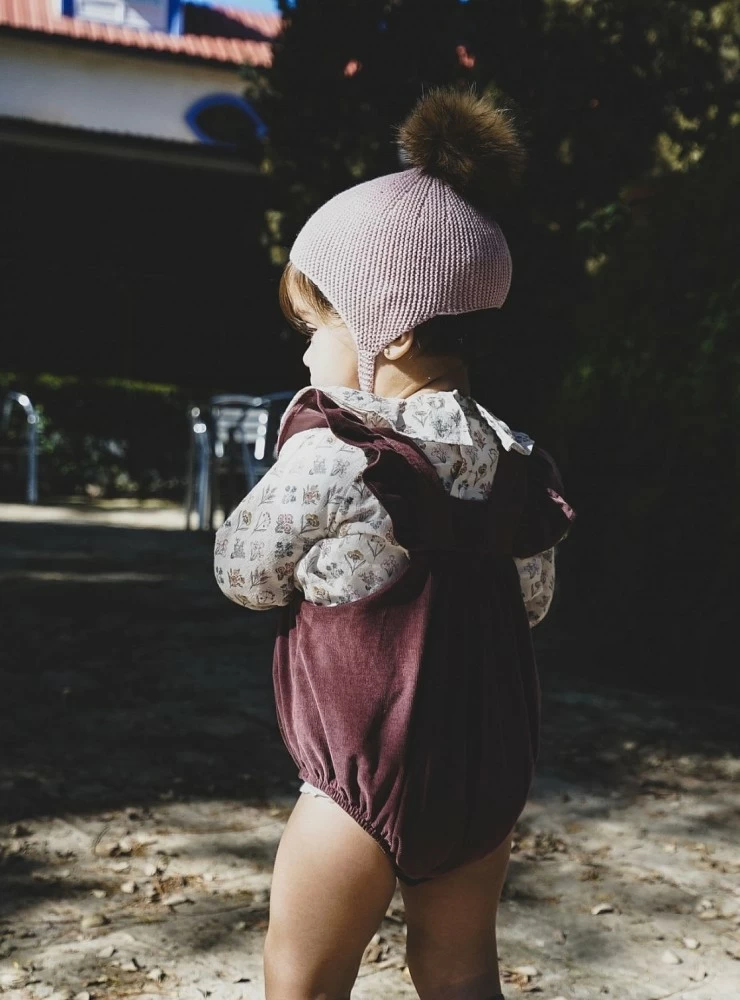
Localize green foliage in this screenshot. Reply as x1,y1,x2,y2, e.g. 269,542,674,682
0,373,189,500
557,125,740,681
240,0,740,690
243,0,738,403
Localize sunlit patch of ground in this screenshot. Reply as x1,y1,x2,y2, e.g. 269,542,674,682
1,505,738,999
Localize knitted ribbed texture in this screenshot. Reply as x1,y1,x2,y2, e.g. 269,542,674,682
289,165,512,392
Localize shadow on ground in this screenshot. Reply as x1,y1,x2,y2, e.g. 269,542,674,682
1,518,736,824
1,516,738,999
0,520,298,825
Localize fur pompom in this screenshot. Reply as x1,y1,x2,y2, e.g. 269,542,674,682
394,85,526,211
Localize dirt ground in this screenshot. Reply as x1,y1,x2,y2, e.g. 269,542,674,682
1,502,738,1000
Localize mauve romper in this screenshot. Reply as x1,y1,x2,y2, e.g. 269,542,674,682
272,388,576,886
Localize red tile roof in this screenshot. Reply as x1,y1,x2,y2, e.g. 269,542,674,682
0,0,280,66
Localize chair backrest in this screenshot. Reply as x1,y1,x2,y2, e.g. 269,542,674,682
210,397,268,456
1,391,39,504
209,391,297,488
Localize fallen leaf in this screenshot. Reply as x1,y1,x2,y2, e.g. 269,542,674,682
362,942,384,963
93,842,119,858
689,968,708,981
161,892,191,907
0,969,27,988
591,903,614,915
661,949,682,964
513,965,540,978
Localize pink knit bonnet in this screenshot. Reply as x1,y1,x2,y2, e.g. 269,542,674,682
288,86,527,393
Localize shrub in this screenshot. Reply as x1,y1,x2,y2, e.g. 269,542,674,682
0,373,191,501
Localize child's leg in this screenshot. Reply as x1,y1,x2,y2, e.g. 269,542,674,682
399,829,514,1000
264,792,397,999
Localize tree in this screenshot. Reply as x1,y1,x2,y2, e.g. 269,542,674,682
241,0,740,692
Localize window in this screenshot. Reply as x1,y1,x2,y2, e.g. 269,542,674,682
185,94,268,154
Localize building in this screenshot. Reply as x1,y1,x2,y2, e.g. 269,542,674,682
0,0,298,389
0,0,279,154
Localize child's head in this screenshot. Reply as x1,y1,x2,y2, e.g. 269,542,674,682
280,258,503,395
279,85,526,396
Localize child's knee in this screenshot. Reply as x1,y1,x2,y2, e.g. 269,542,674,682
402,955,502,1000
263,927,355,1000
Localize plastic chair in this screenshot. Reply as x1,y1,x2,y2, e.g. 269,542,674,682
1,391,39,504
185,390,297,531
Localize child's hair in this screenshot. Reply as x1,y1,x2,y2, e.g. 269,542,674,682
279,258,499,367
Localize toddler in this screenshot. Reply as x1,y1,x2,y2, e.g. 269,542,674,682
214,85,576,1000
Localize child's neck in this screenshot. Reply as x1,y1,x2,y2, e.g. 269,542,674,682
377,359,471,399
410,371,471,397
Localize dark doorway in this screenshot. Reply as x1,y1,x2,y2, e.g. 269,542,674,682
0,128,304,395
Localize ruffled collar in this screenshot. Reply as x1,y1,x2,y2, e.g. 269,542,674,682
282,385,535,456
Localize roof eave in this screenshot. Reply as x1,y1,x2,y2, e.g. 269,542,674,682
0,113,267,175
0,23,269,69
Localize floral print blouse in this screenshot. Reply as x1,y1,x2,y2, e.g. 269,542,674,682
213,385,556,627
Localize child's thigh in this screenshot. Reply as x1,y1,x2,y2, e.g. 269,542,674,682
399,830,514,982
265,792,397,996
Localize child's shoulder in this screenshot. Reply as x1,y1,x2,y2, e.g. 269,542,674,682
279,424,364,459
318,384,536,456
277,383,535,459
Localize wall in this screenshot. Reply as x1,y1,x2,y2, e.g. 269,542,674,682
0,36,243,143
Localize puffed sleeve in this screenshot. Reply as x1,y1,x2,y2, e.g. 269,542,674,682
513,547,555,628
512,445,576,558
213,427,368,610
508,442,573,628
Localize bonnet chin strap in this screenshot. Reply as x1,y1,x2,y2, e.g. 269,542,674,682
357,349,377,394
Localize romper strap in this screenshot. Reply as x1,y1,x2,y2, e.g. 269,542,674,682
277,388,530,556
278,388,446,492
278,388,450,552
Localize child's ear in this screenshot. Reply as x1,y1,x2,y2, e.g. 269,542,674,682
383,329,416,362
